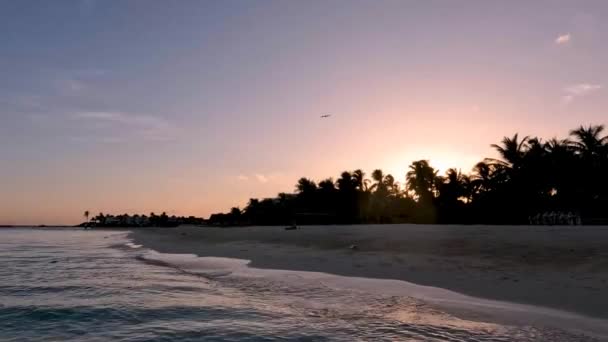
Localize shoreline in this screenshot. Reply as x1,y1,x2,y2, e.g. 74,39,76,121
136,248,608,339
129,224,608,321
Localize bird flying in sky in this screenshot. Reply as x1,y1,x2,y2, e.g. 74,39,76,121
320,114,331,118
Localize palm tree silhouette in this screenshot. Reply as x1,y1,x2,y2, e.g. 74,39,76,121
352,169,369,191
295,177,317,194
406,160,438,202
369,169,388,194
318,178,336,192
569,125,607,157
440,168,469,202
383,174,397,195
490,133,529,168
206,123,608,226
569,125,608,204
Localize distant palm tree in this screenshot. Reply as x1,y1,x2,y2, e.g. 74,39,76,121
83,210,90,223
569,125,608,202
318,178,336,192
569,125,607,157
439,168,470,202
370,169,388,194
383,174,397,195
371,169,383,184
96,212,106,225
337,171,357,192
295,177,317,194
470,161,492,194
521,137,548,184
490,133,529,168
247,198,259,207
524,137,546,160
277,192,290,202
545,138,572,154
406,160,438,202
352,169,368,191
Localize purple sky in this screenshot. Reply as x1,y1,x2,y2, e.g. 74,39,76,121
1,0,607,224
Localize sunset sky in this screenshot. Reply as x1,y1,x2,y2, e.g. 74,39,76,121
1,1,607,225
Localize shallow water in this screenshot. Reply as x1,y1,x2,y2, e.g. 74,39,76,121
0,228,600,341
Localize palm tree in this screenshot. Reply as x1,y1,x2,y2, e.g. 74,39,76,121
207,123,608,225
383,174,397,195
440,168,469,201
318,178,336,192
521,137,550,192
230,207,241,216
337,171,357,192
545,138,572,154
83,210,90,223
95,212,106,225
369,169,389,194
490,133,529,168
569,125,608,205
569,125,607,157
295,177,317,194
471,158,513,195
351,169,369,191
243,198,260,221
470,161,493,195
543,138,574,193
406,160,438,202
159,212,169,226
371,169,383,185
524,137,546,161
295,177,318,215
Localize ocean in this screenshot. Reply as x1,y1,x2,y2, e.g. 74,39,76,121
0,228,600,341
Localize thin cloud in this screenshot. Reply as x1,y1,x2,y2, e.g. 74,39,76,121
69,136,125,144
255,174,269,183
562,83,602,104
58,78,86,93
51,68,107,95
555,33,571,45
74,111,170,129
237,173,283,183
565,83,602,95
72,111,175,142
75,111,121,121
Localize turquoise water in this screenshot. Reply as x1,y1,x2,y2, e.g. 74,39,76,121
0,228,600,341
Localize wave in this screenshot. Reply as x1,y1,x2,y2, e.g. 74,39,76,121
133,246,608,340
136,251,249,279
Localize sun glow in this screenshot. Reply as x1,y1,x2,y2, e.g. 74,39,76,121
383,150,481,182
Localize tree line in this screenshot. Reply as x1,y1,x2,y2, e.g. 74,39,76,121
80,212,205,227
209,124,608,226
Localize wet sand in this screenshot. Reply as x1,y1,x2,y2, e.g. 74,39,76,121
129,224,608,320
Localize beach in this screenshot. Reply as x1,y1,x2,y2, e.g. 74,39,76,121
130,224,608,323
5,227,605,341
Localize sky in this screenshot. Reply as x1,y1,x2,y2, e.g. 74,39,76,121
1,0,607,225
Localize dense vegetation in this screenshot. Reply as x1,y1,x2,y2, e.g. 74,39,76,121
209,125,608,226
81,212,205,227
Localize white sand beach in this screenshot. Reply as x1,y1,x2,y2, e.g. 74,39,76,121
130,224,608,320
129,223,608,340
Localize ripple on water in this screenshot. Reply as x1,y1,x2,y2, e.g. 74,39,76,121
0,229,602,342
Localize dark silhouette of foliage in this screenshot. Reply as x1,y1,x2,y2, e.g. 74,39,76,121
208,124,608,226
82,212,205,227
